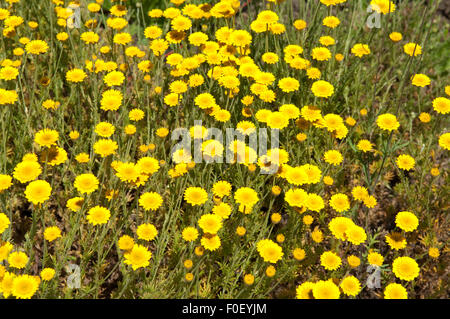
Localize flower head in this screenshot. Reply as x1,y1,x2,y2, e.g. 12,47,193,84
25,180,52,205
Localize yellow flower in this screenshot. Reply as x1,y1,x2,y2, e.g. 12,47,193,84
40,268,55,281
115,162,140,183
403,43,422,57
156,127,169,137
370,0,396,14
329,193,350,213
182,259,193,270
377,113,400,131
137,223,158,241
395,211,419,232
430,167,440,176
95,122,115,137
212,202,232,219
439,132,450,150
8,251,29,269
411,73,431,87
139,192,163,211
293,248,306,261
368,251,384,266
185,273,194,281
0,174,12,192
201,234,221,251
80,31,99,44
345,225,367,245
87,3,101,12
270,212,282,224
129,108,145,121
56,32,69,41
392,256,420,281
305,193,324,212
322,16,340,28
184,187,208,206
385,232,407,250
137,157,159,175
311,47,331,61
236,226,246,236
0,66,18,80
306,67,321,79
323,175,333,185
293,19,307,30
432,97,450,114
265,265,276,277
101,89,123,111
357,139,374,152
44,226,62,242
66,68,87,83
278,77,299,93
118,235,134,250
74,173,99,194
211,181,231,198
396,154,415,170
144,26,163,39
285,188,307,207
311,80,334,98
418,112,431,123
352,186,369,201
103,70,125,87
340,276,361,297
428,247,440,258
296,282,315,299
319,36,335,46
256,239,283,263
320,251,341,270
363,195,377,208
276,234,285,243
34,128,59,148
347,255,360,268
12,275,39,299
13,160,42,183
243,273,254,285
230,30,252,47
0,213,10,235
351,43,371,57
182,227,199,242
234,187,259,208
328,216,354,240
87,206,111,225
312,280,340,299
124,244,152,270
323,150,343,166
0,242,13,261
267,111,289,129
262,52,279,64
65,197,83,213
389,32,402,42
384,283,407,299
93,139,118,157
75,153,90,163
0,88,18,105
25,180,52,205
113,32,132,45
171,15,192,32
25,40,48,55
